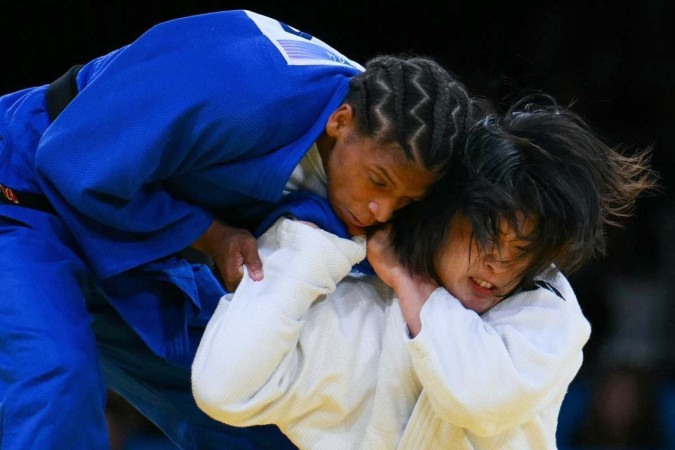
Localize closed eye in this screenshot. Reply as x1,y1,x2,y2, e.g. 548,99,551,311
369,174,387,188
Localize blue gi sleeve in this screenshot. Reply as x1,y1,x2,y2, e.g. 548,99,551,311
254,191,374,275
34,10,356,278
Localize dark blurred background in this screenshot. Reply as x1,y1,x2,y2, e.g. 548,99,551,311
2,1,673,448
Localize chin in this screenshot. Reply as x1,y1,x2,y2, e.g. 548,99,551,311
457,296,491,314
350,228,367,237
343,221,364,236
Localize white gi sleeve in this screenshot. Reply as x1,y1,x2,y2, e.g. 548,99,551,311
191,218,366,427
405,272,591,437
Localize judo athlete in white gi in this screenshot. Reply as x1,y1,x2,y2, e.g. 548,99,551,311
0,9,473,449
193,98,656,449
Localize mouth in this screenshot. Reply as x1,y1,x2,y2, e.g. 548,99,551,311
336,208,368,235
345,209,370,229
469,276,497,295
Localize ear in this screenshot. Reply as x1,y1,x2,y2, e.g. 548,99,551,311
325,103,354,137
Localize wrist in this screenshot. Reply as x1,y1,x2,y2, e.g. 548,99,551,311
393,275,438,338
392,273,438,302
192,218,224,257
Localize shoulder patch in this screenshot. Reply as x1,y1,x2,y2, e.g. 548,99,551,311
244,10,364,71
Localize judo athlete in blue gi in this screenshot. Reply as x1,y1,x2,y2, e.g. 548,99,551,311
0,9,473,449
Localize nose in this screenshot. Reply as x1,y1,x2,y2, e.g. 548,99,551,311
483,253,509,274
368,198,397,223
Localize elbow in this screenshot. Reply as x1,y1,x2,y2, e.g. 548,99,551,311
193,391,228,424
191,367,278,427
191,372,247,426
193,398,240,427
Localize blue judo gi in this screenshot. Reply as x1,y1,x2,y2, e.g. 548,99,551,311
0,9,363,449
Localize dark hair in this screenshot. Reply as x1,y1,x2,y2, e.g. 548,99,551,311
345,54,473,173
392,94,658,290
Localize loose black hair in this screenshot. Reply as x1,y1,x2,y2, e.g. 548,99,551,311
345,54,475,174
392,94,658,290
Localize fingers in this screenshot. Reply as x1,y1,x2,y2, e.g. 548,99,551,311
240,238,264,281
346,223,366,236
214,228,263,292
222,251,245,292
366,225,393,255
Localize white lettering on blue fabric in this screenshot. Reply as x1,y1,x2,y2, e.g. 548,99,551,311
244,10,365,71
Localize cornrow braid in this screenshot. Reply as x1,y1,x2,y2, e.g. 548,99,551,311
386,60,407,149
345,54,472,173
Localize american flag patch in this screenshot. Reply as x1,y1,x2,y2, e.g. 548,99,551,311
245,10,364,71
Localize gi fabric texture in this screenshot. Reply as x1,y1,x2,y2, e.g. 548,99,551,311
91,193,368,450
0,9,361,449
193,218,592,449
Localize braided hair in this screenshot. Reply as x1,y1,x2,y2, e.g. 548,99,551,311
344,55,473,174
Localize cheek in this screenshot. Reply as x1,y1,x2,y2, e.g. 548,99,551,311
440,246,471,275
500,275,523,294
347,183,375,205
331,183,369,212
436,258,461,291
327,174,350,198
